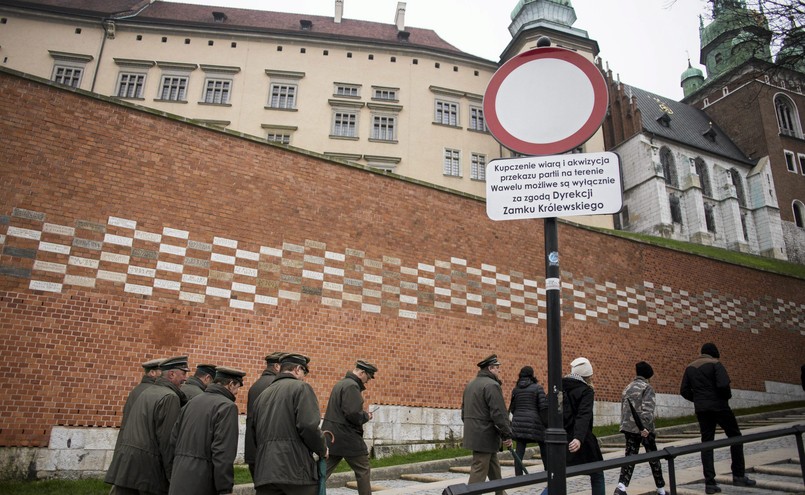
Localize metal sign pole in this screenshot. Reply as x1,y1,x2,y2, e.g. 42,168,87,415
544,216,566,495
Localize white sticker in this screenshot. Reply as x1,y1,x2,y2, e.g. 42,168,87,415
546,278,561,291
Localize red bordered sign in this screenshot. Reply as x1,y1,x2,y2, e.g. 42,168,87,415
483,47,609,156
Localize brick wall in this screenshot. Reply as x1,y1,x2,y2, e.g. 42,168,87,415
1,69,803,448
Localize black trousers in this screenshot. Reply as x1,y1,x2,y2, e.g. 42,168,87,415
696,409,745,485
513,439,546,476
617,431,665,488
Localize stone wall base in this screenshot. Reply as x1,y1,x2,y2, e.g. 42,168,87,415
1,381,802,480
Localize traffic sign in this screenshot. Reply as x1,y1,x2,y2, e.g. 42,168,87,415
486,151,623,221
483,47,609,156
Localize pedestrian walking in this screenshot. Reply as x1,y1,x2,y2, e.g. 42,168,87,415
106,356,190,495
323,359,379,495
246,351,284,478
614,361,666,495
461,354,512,495
509,365,548,475
563,357,605,495
181,363,216,401
169,366,246,495
251,353,328,495
105,358,165,491
680,343,756,494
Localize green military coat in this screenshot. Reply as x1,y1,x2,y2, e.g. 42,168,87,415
245,369,278,466
461,369,512,453
251,373,327,488
322,372,370,457
104,375,156,485
180,375,206,401
169,383,239,495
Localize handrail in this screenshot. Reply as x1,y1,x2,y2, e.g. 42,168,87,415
443,424,805,495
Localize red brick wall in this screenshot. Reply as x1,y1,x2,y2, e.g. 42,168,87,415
1,70,803,447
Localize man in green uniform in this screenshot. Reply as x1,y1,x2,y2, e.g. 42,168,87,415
106,356,189,495
246,351,284,478
251,353,328,495
169,366,246,495
105,358,165,492
181,363,216,401
461,354,512,495
323,359,378,495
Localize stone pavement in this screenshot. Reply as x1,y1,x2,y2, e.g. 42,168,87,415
234,419,804,495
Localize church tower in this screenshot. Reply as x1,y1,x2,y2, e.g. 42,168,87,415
502,0,598,62
699,0,772,81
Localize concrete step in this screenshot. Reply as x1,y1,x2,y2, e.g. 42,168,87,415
399,474,444,483
448,466,472,474
714,473,805,493
345,480,390,491
752,463,803,477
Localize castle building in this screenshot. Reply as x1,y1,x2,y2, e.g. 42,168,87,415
0,0,614,228
680,0,805,262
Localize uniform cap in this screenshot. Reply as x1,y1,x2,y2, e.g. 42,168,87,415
159,356,190,372
141,358,166,371
196,364,217,377
477,354,501,368
264,352,285,364
281,353,311,372
356,359,378,379
215,366,246,386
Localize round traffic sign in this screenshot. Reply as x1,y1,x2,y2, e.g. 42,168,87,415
483,47,609,156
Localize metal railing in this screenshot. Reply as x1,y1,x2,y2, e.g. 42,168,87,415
443,424,805,495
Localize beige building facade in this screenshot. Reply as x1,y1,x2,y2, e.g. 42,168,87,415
0,0,611,227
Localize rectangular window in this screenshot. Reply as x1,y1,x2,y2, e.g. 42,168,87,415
52,65,83,88
470,153,486,180
332,112,357,137
373,88,397,101
159,76,188,101
335,84,359,97
469,106,485,131
799,154,805,175
371,115,396,141
117,73,145,98
269,84,297,109
435,100,458,126
785,150,797,172
443,148,460,177
267,133,291,144
203,78,231,104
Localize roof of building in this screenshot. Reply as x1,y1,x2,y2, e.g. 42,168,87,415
7,0,471,58
624,84,753,165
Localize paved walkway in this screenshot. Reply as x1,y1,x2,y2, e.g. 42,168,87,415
235,420,804,495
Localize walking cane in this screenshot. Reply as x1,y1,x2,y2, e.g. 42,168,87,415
319,430,335,495
508,447,529,475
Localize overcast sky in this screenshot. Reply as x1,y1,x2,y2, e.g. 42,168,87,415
167,0,711,100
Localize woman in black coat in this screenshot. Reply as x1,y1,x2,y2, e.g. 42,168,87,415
509,366,548,475
563,357,604,495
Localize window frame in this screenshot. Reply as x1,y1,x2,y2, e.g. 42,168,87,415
116,72,147,99
784,150,797,173
469,105,486,132
265,70,305,111
372,86,398,102
52,64,84,88
443,148,461,177
334,83,361,98
201,77,232,105
331,110,359,139
434,99,459,127
775,93,802,138
370,114,397,142
470,152,486,181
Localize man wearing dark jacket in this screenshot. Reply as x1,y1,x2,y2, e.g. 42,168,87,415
106,356,189,495
323,359,379,495
169,366,246,495
105,358,165,490
680,343,756,494
181,363,216,401
461,354,512,495
246,352,284,478
251,353,328,495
